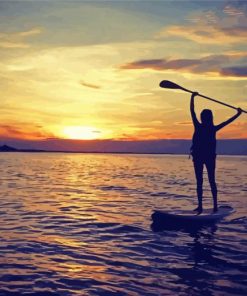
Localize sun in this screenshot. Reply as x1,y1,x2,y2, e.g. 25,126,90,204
62,126,101,140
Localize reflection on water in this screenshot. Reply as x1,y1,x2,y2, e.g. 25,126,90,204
0,153,246,295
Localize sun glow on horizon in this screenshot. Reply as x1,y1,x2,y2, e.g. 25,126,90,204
62,126,103,140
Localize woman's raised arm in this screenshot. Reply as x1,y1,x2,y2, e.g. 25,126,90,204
190,92,200,127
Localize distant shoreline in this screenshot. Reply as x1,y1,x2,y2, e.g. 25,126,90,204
0,141,246,156
1,150,246,156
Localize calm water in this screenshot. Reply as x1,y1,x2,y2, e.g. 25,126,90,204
0,153,246,296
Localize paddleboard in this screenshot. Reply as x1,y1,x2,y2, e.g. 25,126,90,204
152,205,234,225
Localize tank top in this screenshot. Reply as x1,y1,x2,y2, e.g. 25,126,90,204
191,124,216,159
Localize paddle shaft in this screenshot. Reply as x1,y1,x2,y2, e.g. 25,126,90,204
181,87,247,114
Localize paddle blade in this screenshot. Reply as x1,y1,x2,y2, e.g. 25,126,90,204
159,80,192,93
159,80,182,89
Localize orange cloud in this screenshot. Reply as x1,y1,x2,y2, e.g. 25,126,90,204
157,25,247,44
0,124,54,140
217,120,247,139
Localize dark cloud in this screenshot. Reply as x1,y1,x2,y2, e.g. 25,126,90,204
80,81,101,89
120,54,247,77
220,65,247,77
222,26,247,36
164,59,200,69
175,121,193,126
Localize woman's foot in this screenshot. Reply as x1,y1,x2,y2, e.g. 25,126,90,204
193,206,203,214
213,206,218,213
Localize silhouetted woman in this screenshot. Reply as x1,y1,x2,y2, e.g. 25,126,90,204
190,92,242,213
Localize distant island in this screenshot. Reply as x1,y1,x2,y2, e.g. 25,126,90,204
0,145,45,153
0,145,18,152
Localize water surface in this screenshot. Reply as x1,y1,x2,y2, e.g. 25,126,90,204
0,153,246,295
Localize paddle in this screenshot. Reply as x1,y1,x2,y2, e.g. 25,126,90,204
160,80,247,114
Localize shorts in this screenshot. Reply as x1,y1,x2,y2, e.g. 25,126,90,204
192,153,216,164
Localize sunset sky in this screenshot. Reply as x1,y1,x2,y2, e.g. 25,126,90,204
1,0,246,145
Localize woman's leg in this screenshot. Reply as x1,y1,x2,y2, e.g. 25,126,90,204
205,158,218,212
193,160,204,212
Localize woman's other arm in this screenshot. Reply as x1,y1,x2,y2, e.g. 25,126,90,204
215,108,242,131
